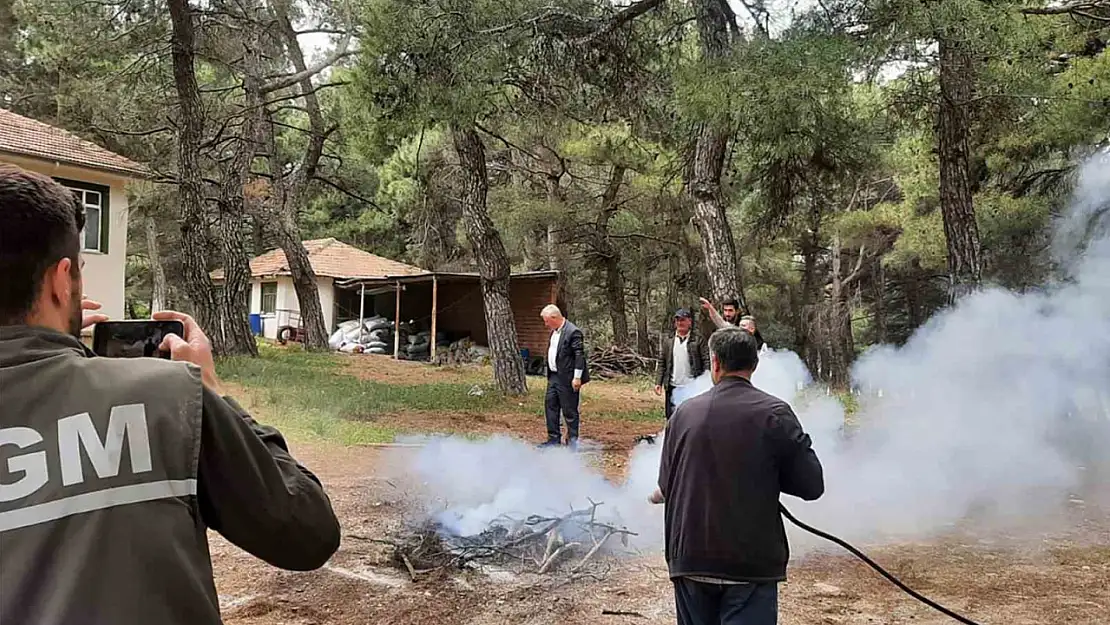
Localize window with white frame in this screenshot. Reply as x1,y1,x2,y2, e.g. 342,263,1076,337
261,282,278,315
62,184,108,253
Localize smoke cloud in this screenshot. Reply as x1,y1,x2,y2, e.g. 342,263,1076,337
402,434,666,549
399,154,1110,555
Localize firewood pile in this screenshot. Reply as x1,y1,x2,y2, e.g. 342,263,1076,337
374,502,635,580
589,346,657,379
432,337,492,367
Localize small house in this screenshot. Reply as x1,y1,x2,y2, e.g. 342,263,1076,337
0,109,148,323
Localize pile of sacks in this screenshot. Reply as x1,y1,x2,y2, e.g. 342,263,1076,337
399,330,449,361
328,317,395,354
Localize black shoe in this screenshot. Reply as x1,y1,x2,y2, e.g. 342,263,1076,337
536,440,561,449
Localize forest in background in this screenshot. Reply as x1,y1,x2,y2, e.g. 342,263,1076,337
2,0,1107,391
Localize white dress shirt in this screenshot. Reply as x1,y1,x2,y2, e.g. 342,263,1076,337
671,333,693,387
548,321,582,380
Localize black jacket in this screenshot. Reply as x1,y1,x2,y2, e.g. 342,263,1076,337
656,333,709,387
658,376,823,583
546,320,590,385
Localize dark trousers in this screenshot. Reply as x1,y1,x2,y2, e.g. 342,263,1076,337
664,385,676,420
673,578,778,625
544,373,580,443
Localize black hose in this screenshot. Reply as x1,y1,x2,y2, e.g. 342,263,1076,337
779,504,983,625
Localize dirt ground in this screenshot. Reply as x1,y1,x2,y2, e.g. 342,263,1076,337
212,440,1110,625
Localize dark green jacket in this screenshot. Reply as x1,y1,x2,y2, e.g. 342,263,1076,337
0,327,340,625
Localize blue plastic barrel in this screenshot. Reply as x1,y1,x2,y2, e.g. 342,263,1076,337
249,313,263,336
520,348,530,361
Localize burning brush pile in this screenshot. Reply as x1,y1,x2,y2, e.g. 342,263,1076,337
382,501,637,579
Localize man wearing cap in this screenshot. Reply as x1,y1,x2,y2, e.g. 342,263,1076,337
655,308,709,420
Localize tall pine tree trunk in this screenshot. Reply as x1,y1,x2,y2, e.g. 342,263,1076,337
873,259,888,344
145,213,168,312
936,35,982,304
905,260,924,330
216,209,257,355
213,13,264,357
687,0,744,308
596,165,629,347
541,147,572,317
274,215,330,349
265,4,332,351
825,234,855,388
452,125,527,395
636,266,652,356
798,202,822,375
168,0,225,351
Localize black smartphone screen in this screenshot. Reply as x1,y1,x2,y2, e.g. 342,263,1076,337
92,321,184,359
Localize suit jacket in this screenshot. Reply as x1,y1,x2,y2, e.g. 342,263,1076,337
546,321,590,385
657,332,709,387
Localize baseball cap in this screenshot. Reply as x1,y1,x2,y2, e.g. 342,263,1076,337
674,308,692,319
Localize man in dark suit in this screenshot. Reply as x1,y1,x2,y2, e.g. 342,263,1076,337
650,327,824,625
654,308,709,420
540,304,589,448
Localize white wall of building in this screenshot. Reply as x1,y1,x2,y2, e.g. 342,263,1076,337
249,275,336,340
2,154,131,325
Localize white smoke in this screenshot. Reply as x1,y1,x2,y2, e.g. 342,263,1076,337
793,154,1110,546
398,154,1110,554
671,348,812,408
403,434,665,549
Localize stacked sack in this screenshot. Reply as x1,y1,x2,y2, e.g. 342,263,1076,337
399,330,448,361
328,316,396,354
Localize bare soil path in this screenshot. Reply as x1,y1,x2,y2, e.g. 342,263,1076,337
213,440,1110,625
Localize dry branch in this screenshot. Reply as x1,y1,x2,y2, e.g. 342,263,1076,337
590,345,657,378
381,502,636,579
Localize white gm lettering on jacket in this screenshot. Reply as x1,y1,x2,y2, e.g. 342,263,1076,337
0,404,152,503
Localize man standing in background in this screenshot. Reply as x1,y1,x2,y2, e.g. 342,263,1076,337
540,304,589,448
655,309,708,420
699,296,742,329
739,315,767,352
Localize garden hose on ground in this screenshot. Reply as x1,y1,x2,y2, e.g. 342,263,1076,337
779,504,983,625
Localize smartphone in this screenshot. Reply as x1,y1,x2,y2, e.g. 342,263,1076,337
92,320,184,359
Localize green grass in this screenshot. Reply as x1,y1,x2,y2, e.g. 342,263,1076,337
217,344,662,445
221,345,512,413
835,390,860,417
218,345,523,444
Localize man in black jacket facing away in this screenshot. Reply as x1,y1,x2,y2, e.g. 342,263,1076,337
540,304,589,447
651,326,824,625
654,308,709,420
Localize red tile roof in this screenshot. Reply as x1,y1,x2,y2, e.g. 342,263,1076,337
212,238,427,281
0,109,149,179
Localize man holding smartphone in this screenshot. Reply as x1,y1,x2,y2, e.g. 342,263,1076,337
0,164,341,625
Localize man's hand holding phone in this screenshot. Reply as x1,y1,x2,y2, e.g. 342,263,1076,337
155,311,223,395
81,298,110,329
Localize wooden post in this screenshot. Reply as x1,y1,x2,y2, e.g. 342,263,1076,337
357,283,366,345
430,275,439,361
393,281,402,359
